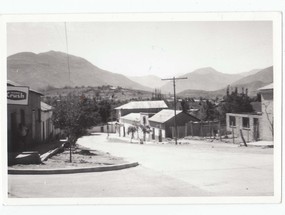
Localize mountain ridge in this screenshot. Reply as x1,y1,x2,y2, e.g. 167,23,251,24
160,67,243,93
178,66,273,98
7,51,152,92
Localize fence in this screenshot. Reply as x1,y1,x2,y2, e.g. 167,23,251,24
171,121,227,139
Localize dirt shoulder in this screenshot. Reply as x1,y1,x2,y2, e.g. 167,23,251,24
10,147,127,170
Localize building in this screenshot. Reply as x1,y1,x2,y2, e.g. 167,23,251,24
258,83,273,141
149,109,200,140
116,113,152,140
226,113,262,142
7,81,43,152
225,83,273,143
115,100,168,120
40,102,61,142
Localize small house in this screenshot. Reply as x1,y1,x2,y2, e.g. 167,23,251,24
149,109,200,140
226,113,262,142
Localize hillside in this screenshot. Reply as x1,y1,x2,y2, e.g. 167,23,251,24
128,75,165,89
178,66,273,98
160,67,243,94
44,85,153,102
231,66,273,86
7,51,151,92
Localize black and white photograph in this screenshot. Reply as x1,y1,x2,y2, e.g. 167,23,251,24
1,12,282,205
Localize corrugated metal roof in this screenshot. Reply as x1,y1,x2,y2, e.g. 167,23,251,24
149,109,182,123
41,102,53,111
258,83,273,91
115,100,168,110
120,113,141,122
7,80,44,96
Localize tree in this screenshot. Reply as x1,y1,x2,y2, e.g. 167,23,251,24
52,96,101,162
127,126,137,143
218,87,253,124
199,100,217,121
181,99,189,113
98,100,111,123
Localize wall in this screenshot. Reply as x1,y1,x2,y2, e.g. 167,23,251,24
164,112,199,138
260,90,273,141
149,112,199,139
41,110,61,142
226,113,262,143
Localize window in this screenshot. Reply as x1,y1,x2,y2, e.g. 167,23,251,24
229,116,236,127
242,117,250,129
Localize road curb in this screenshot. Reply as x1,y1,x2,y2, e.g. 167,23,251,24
8,162,139,175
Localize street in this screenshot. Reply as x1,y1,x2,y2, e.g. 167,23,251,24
8,133,273,197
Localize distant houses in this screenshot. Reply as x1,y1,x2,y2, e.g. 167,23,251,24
114,100,200,142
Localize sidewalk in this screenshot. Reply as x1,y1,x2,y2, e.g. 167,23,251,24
106,132,274,148
247,141,274,147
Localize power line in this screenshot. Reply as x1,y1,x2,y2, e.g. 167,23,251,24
161,77,187,145
64,22,71,84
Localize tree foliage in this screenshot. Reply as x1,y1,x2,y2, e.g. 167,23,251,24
199,100,218,121
218,87,253,123
98,100,111,123
52,96,101,145
181,99,189,113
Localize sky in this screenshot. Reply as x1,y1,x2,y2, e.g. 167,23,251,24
7,21,273,78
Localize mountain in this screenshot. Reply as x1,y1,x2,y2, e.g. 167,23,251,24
128,75,165,89
231,66,273,86
226,66,273,96
160,67,243,93
7,51,151,92
178,66,273,98
239,69,262,77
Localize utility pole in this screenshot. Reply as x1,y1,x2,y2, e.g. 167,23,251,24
162,77,187,145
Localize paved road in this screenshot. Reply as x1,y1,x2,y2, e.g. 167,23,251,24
78,133,273,196
8,133,273,198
